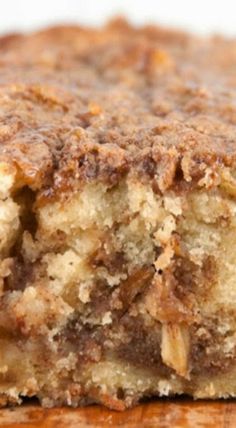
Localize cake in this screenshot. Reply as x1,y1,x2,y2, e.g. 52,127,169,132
0,19,236,409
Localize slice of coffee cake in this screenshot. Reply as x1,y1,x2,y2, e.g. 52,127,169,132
0,20,236,409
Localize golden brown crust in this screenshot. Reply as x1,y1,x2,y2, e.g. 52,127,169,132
1,20,236,202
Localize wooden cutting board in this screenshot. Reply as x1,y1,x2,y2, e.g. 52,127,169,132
0,400,235,428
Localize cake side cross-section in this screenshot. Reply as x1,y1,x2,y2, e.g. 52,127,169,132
0,19,236,409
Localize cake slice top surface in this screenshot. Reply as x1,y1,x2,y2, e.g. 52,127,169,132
1,19,236,199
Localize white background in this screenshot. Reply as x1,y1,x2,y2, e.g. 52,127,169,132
0,0,236,35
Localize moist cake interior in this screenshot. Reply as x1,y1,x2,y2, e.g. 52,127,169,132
0,20,236,409
1,170,236,409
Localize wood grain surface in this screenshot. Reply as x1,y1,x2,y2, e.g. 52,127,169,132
0,400,235,428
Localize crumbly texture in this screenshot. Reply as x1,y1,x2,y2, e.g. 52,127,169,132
1,19,236,410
